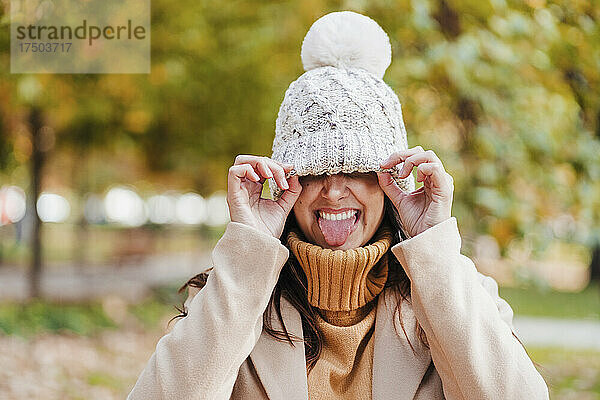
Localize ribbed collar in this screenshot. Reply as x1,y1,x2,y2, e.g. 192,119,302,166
287,223,393,314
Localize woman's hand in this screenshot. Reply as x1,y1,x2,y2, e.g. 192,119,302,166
227,155,302,238
376,146,454,237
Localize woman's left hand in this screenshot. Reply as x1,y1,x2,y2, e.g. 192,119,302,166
376,146,454,237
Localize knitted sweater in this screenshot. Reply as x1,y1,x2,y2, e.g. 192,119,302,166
287,224,393,399
310,303,377,399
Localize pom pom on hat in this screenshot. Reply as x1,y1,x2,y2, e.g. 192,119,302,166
300,11,392,79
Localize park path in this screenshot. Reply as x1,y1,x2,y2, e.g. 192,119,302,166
0,251,212,302
513,316,600,350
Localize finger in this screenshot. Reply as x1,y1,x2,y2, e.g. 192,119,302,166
233,155,270,184
399,150,444,179
234,155,290,190
228,165,260,192
415,165,429,183
415,163,453,192
262,159,289,190
380,146,425,168
376,171,406,205
276,175,302,212
254,159,273,180
235,155,294,172
233,154,261,165
234,156,273,181
409,185,426,196
271,159,295,173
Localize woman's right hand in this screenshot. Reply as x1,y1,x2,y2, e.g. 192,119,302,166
227,155,302,239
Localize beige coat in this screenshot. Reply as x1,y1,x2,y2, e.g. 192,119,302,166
127,217,549,400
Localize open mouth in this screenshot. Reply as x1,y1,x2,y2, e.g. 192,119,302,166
314,209,360,247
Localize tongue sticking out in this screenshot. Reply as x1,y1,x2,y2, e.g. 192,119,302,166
318,215,357,247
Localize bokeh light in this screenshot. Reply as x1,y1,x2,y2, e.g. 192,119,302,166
147,194,177,224
104,186,147,227
83,193,106,224
36,193,71,223
0,185,27,225
175,192,206,225
204,191,230,227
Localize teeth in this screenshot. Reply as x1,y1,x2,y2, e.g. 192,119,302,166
318,210,357,221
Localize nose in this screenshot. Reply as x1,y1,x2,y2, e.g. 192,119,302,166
320,174,349,201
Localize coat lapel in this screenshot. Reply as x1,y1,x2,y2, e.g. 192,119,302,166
250,295,308,400
372,288,432,400
250,288,432,400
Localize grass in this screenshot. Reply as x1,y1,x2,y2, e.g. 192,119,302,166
0,284,185,337
499,282,600,320
528,346,600,397
0,301,117,336
87,371,124,390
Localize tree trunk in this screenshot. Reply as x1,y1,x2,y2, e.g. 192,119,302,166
590,243,600,285
72,149,89,272
29,107,44,299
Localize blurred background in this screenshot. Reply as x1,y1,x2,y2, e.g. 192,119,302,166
1,0,599,398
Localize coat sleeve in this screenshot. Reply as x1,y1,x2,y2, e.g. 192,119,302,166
390,217,549,400
127,222,290,400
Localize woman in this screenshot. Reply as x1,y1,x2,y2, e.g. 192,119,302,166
128,11,549,400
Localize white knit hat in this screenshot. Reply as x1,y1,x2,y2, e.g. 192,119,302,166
269,11,415,200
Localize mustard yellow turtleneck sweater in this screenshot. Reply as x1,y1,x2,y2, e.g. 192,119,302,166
287,224,393,400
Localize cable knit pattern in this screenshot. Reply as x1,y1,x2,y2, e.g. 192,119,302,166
287,223,393,311
270,66,415,200
268,12,416,201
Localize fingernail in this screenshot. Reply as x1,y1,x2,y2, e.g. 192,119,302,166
283,181,289,189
